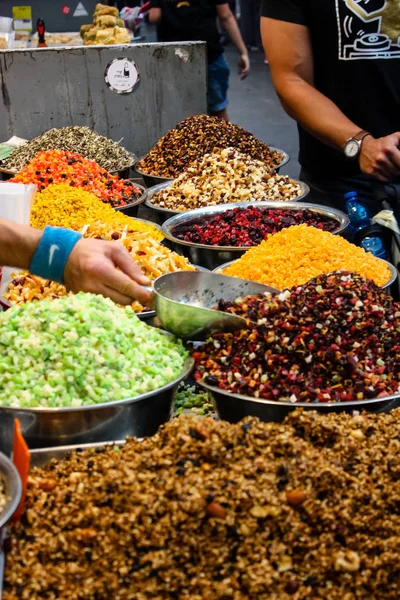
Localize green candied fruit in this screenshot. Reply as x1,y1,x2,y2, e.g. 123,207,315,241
0,293,188,409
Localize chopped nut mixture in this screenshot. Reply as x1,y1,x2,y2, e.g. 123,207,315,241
5,410,400,599
151,148,301,211
194,272,400,403
138,115,284,177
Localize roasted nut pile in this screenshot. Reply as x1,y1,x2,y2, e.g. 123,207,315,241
138,115,284,177
4,226,194,313
222,224,391,288
0,126,135,172
151,148,301,211
0,293,188,408
194,272,400,403
10,150,141,207
30,184,161,240
5,410,400,599
173,205,339,247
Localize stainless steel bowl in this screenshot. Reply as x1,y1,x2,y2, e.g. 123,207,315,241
270,147,290,173
114,182,147,217
0,344,194,454
153,271,278,339
199,380,400,423
215,258,398,291
109,157,137,179
0,453,22,530
145,180,311,225
162,202,349,270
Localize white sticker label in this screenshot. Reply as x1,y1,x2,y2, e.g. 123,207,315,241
73,2,89,17
104,58,140,94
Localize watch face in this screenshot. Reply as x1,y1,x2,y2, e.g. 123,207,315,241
345,140,359,158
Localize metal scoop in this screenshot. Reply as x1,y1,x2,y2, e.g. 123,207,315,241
152,271,278,340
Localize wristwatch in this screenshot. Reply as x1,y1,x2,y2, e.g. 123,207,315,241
344,130,371,159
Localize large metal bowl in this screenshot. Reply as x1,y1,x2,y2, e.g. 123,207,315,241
214,258,398,291
162,202,349,270
0,346,194,454
199,380,400,423
145,180,311,225
0,453,22,531
114,182,147,217
134,148,289,187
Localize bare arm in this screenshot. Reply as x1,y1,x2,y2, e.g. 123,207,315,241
0,219,151,306
261,17,400,181
217,4,249,78
148,7,162,24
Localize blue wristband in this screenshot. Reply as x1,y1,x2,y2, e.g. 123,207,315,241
30,226,82,284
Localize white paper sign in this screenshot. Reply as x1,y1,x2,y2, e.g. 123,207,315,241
73,2,89,17
105,58,140,94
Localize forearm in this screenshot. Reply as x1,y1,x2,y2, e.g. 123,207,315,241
274,75,361,151
0,219,41,270
220,14,247,55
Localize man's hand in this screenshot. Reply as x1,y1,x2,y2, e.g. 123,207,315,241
238,53,250,79
64,238,152,306
359,133,400,182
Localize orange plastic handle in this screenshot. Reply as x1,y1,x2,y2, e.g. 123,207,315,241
12,419,30,522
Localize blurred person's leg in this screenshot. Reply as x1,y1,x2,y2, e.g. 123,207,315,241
208,54,230,121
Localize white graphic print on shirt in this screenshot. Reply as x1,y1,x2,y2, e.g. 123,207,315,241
335,0,400,60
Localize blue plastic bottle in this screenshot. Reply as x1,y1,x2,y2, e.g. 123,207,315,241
344,191,387,259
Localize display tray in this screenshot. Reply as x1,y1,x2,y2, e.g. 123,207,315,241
30,440,127,468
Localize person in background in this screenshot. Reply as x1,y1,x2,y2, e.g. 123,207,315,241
261,0,400,211
0,220,152,306
149,0,250,120
240,0,262,51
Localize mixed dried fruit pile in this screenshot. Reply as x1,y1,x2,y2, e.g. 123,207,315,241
222,224,391,289
0,126,135,172
10,150,141,207
151,148,301,211
173,205,339,247
194,272,400,403
5,411,400,599
138,115,284,177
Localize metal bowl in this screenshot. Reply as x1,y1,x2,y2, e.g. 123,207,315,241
0,453,22,531
270,147,290,173
109,157,137,179
153,270,278,340
162,202,349,270
199,380,400,423
134,156,174,189
114,182,147,217
0,342,194,454
215,258,398,291
145,180,311,225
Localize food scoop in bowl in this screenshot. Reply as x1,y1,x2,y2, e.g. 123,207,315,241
152,271,278,340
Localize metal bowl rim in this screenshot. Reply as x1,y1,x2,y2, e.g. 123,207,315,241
0,452,22,530
145,180,310,215
214,260,397,290
199,379,400,410
269,146,290,170
162,201,350,251
0,348,194,414
109,156,137,175
114,181,147,211
135,149,289,178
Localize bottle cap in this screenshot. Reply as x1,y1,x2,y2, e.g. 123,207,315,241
344,191,358,201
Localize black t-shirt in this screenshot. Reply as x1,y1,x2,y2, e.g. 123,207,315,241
150,0,226,64
261,0,400,177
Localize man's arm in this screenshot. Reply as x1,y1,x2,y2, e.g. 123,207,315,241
261,17,400,181
217,4,249,78
0,219,151,306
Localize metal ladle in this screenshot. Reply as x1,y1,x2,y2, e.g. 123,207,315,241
152,271,279,340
